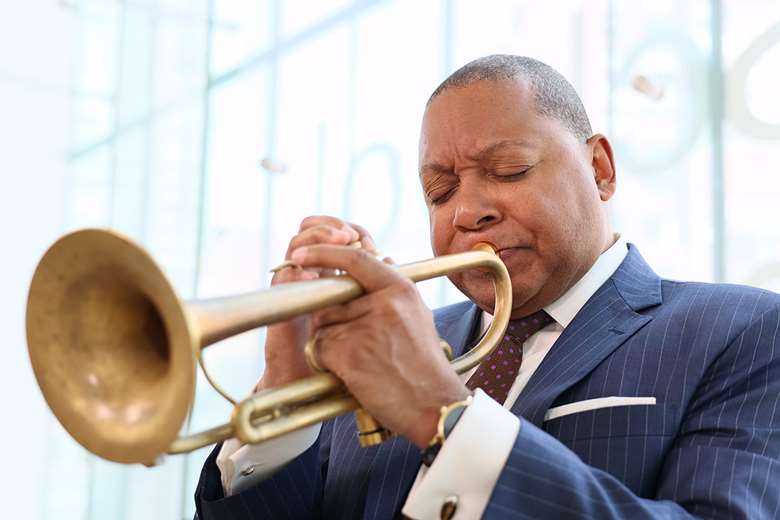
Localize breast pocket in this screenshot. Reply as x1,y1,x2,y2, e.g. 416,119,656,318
543,402,680,442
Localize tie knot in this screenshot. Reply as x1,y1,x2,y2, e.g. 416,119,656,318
505,310,554,343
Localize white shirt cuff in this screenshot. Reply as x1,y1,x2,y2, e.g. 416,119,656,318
401,389,520,520
216,423,321,496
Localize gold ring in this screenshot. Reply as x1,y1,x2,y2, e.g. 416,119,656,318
304,333,327,372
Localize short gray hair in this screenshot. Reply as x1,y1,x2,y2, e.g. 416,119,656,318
428,54,593,141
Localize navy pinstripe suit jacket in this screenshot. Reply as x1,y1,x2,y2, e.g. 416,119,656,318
195,245,780,519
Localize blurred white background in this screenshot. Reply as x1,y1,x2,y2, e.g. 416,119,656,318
1,0,779,518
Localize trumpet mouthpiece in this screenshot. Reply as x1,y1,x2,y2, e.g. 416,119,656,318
472,242,498,254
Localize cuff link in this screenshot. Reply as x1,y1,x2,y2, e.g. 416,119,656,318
440,495,458,520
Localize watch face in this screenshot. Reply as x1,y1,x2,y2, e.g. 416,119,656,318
442,402,469,438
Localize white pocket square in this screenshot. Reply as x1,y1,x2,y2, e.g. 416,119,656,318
544,396,657,422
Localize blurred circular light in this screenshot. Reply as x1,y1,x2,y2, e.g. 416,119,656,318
613,32,706,173
728,21,780,139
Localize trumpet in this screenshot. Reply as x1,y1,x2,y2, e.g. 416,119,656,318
26,229,512,465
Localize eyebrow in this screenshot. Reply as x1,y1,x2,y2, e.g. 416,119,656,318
474,139,532,161
419,139,531,178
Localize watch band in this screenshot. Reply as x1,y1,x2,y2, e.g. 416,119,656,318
421,395,473,466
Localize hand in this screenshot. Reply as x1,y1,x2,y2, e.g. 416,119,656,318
257,216,380,391
290,244,471,449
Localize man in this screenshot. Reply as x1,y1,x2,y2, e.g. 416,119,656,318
195,55,780,519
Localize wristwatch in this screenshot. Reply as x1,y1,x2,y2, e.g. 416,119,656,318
421,394,473,466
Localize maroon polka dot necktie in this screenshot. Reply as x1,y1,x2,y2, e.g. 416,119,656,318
466,310,554,404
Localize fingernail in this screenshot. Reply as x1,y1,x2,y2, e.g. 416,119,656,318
291,247,308,263
342,225,359,240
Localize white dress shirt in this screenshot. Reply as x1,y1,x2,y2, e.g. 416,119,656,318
217,236,628,518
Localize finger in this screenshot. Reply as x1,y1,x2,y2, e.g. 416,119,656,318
348,221,379,255
314,303,400,377
285,225,356,260
297,216,378,255
271,266,319,286
313,321,350,374
311,296,372,329
291,244,405,293
284,224,355,278
382,256,395,265
299,215,361,242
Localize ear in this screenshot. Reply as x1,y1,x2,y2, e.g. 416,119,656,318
586,134,616,202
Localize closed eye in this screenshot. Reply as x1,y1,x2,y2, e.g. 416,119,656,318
424,173,458,205
494,167,532,180
429,187,456,205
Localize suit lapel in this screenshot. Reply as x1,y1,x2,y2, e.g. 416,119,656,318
360,301,481,519
439,301,482,357
511,245,662,428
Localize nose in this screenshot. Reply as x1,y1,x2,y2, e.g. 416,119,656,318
452,188,501,232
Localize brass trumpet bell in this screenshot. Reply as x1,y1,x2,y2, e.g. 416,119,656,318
26,229,197,464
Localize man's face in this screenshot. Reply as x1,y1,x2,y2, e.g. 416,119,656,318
419,79,615,318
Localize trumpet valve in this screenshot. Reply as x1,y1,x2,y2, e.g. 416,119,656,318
354,408,394,447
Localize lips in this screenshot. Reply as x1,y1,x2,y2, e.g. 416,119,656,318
497,247,531,263
457,246,529,277
456,241,532,263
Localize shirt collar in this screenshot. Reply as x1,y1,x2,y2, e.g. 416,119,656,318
481,234,627,332
544,234,627,327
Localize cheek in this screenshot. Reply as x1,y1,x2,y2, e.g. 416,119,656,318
519,186,580,253
429,210,451,255
534,177,599,257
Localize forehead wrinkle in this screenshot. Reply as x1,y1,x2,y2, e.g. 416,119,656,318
419,162,452,179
